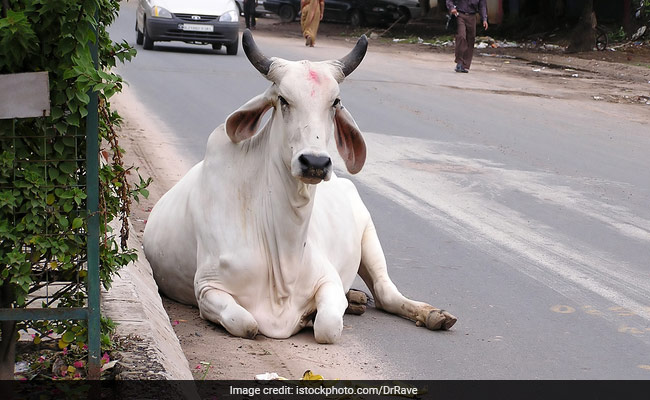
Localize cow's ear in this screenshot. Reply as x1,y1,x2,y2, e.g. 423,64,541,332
334,105,366,174
225,94,273,143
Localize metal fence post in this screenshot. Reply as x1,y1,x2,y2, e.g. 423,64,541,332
86,28,101,380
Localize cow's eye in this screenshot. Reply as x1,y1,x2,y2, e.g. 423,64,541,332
332,98,341,107
278,96,289,106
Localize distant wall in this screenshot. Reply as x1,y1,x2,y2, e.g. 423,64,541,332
487,0,504,23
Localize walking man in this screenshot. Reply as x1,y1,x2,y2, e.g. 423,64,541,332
244,0,256,30
446,0,488,73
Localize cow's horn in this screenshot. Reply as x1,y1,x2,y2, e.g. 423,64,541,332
338,35,368,77
242,29,272,76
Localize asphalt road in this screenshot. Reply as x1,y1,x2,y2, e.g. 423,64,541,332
110,3,650,379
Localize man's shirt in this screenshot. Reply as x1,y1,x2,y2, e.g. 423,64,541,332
446,0,488,22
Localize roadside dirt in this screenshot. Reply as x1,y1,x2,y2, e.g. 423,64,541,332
113,17,649,380
258,16,650,105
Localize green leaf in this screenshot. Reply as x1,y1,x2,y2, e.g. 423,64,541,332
59,162,77,174
58,190,74,199
62,136,75,147
53,141,65,155
50,106,64,120
67,112,80,127
55,122,67,134
72,217,83,230
63,68,78,80
76,91,90,104
54,91,66,105
59,37,76,56
62,330,75,344
48,168,60,181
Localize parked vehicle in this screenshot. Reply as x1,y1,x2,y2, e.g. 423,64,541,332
263,0,299,22
263,0,421,26
136,0,240,55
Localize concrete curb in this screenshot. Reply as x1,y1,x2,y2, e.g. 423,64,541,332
101,223,194,380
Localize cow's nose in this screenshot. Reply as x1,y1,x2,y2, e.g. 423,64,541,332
299,154,332,179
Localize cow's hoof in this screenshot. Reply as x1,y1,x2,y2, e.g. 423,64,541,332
345,303,366,315
346,289,368,305
243,326,259,339
224,323,258,339
345,289,369,315
425,309,457,331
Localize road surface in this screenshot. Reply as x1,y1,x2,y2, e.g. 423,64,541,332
109,2,650,379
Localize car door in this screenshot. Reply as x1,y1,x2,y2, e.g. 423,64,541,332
324,0,352,22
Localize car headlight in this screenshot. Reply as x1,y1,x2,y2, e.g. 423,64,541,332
152,6,173,18
219,10,238,22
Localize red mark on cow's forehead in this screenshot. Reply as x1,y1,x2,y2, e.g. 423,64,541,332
308,69,320,84
307,69,321,97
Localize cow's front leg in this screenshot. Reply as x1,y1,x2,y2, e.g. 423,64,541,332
197,287,259,339
313,281,348,344
358,219,457,330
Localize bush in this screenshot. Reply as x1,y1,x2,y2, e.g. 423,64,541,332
0,0,148,370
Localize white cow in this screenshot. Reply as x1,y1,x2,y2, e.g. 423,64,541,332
143,30,457,343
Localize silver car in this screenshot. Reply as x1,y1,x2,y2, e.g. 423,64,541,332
136,0,240,55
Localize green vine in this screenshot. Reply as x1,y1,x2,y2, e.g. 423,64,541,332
0,0,148,367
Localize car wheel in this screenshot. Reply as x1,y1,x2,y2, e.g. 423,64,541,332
212,43,222,50
349,9,362,28
135,20,144,45
226,37,239,55
143,19,154,50
278,5,296,23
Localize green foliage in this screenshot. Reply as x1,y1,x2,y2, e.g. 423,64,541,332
0,0,146,349
608,26,626,42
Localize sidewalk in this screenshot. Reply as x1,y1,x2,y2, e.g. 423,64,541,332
101,222,194,380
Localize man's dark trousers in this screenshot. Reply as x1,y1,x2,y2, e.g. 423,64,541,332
244,0,256,29
455,12,477,70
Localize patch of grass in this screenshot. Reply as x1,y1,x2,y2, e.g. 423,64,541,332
607,26,626,43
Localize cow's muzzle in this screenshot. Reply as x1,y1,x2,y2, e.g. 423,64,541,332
298,154,332,183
